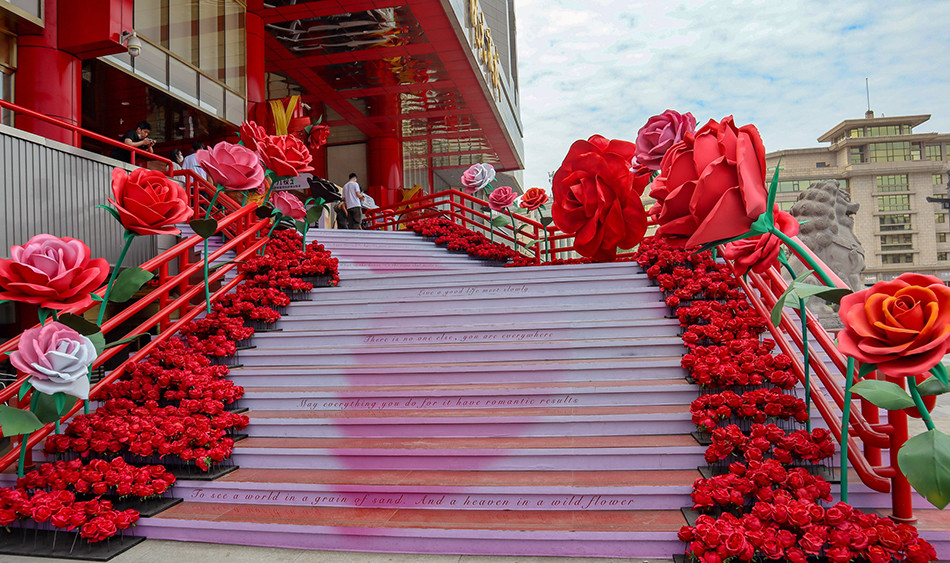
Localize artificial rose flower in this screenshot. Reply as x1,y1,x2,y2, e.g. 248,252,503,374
0,235,109,310
461,163,496,194
635,109,697,171
197,142,265,191
257,134,313,177
270,191,306,220
650,116,768,248
519,187,549,211
838,273,950,377
109,168,193,235
239,120,267,151
488,186,517,211
9,322,96,399
721,207,800,275
306,124,330,151
551,134,648,261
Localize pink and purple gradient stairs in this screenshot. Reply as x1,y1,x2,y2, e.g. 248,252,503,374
135,230,950,558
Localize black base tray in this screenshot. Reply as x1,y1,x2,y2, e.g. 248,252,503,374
227,407,249,415
165,464,238,481
0,528,146,561
690,431,712,446
235,345,256,352
113,496,182,518
253,327,283,333
230,432,249,442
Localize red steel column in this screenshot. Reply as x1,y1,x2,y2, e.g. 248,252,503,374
365,61,402,208
245,8,267,120
16,0,82,145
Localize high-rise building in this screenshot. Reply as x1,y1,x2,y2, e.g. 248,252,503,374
766,111,950,285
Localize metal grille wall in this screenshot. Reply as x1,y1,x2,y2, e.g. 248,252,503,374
0,125,158,265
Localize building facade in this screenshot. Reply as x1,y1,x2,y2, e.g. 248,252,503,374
0,0,524,208
766,112,950,286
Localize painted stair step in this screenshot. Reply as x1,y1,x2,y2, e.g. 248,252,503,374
235,337,687,367
227,357,687,387
139,504,686,558
238,382,696,410
250,319,682,347
173,468,698,511
240,377,692,394
333,262,648,288
243,405,695,438
334,253,485,265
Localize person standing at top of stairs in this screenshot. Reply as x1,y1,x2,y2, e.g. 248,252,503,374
342,173,365,230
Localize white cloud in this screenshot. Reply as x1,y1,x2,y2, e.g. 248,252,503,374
514,0,950,189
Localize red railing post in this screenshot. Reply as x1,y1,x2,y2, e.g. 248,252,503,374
885,374,916,524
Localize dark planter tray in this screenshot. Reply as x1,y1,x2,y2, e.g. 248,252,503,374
227,407,249,415
72,495,183,518
165,464,238,481
0,527,145,561
235,345,256,352
229,432,249,443
691,431,712,446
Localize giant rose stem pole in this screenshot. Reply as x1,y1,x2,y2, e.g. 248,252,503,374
779,255,812,432
908,377,937,431
772,229,835,287
207,185,225,217
840,356,856,502
93,231,135,414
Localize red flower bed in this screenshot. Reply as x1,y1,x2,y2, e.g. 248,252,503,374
0,488,139,542
692,459,832,512
410,217,534,266
690,388,809,432
704,424,836,465
18,457,175,498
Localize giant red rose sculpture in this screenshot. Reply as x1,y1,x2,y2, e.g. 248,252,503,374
257,134,313,177
551,135,648,261
838,273,950,378
109,168,193,235
0,235,109,310
721,207,799,275
650,116,768,248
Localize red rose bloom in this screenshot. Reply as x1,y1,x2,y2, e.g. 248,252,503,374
650,116,768,248
306,124,330,151
838,273,950,377
0,235,109,310
110,168,194,235
721,207,799,275
239,120,267,151
519,187,549,211
551,135,648,261
257,134,313,177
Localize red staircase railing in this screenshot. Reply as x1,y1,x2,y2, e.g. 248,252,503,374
363,189,577,264
0,100,271,473
366,189,915,520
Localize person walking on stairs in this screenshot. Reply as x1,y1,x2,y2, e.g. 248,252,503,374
342,173,365,230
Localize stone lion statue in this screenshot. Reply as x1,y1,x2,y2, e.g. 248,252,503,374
787,180,866,329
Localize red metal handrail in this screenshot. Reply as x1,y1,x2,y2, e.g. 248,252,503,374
0,99,173,172
721,238,915,522
364,189,579,263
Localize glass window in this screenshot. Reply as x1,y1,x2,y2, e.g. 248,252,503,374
848,128,865,138
869,142,912,163
0,70,10,126
941,252,949,262
223,1,245,95
778,201,795,211
881,253,914,265
880,214,913,231
877,194,911,212
198,0,224,80
927,145,942,161
168,0,197,65
876,174,909,192
867,125,902,137
937,213,947,224
168,56,198,103
777,180,808,192
935,174,945,186
225,90,245,125
880,234,913,251
132,41,167,87
7,0,41,19
911,143,922,161
199,74,224,117
938,233,947,244
849,146,865,164
134,0,165,45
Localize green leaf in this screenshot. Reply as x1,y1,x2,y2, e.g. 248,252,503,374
851,379,916,410
765,157,782,220
208,260,244,272
18,380,32,401
918,375,950,397
88,332,106,357
931,363,950,386
898,429,950,509
37,308,51,325
189,218,219,239
491,215,510,227
108,267,155,303
770,272,851,326
96,204,122,224
90,293,104,302
305,205,324,224
770,271,813,326
0,406,43,437
57,314,100,336
294,220,307,234
32,392,77,424
540,216,554,227
858,362,878,379
105,333,144,350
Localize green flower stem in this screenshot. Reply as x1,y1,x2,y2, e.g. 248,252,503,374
206,185,226,219
203,237,211,314
779,255,812,432
908,376,936,431
262,174,281,205
841,356,856,503
544,227,551,263
259,219,282,256
17,432,29,478
506,209,517,248
97,232,135,327
771,228,835,287
241,192,249,206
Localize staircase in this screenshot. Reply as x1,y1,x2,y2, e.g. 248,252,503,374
138,230,704,558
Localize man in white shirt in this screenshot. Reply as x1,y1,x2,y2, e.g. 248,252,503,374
342,173,364,229
182,141,208,180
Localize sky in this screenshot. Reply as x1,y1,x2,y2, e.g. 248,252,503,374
514,0,950,190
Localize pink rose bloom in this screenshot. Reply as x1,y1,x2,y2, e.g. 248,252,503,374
271,191,306,220
257,134,313,177
239,121,267,151
10,322,96,399
0,235,109,310
197,142,264,191
461,163,495,194
635,109,697,171
488,186,517,211
721,207,800,275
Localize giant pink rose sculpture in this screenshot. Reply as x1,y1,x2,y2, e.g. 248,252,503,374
271,191,306,220
650,116,768,248
461,163,495,194
0,235,109,310
9,322,97,399
197,142,265,192
635,109,697,171
488,186,517,211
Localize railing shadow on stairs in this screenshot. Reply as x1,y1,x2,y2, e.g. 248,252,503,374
367,187,921,523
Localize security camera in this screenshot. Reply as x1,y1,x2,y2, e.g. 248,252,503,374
120,31,142,58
